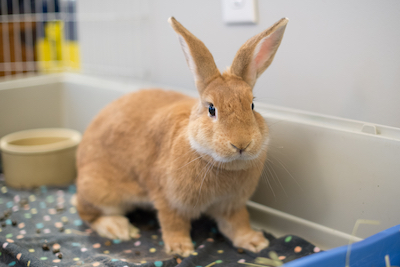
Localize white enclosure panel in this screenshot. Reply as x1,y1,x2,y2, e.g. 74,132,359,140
247,201,362,250
0,77,64,137
251,104,400,241
61,75,156,133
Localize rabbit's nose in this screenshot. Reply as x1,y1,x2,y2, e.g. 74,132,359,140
230,142,251,154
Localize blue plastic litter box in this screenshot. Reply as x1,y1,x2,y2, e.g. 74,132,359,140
284,224,400,267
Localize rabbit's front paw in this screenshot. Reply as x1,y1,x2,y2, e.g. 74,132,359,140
164,235,194,257
91,215,140,241
233,230,269,253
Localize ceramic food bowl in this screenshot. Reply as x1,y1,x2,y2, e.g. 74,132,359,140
0,128,81,188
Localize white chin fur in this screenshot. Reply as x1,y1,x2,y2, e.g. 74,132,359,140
189,136,270,163
189,136,232,163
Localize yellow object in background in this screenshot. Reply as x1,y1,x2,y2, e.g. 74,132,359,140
36,21,80,73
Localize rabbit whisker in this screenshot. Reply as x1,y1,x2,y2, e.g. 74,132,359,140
268,154,302,191
266,159,287,197
177,155,203,170
171,148,197,164
266,159,281,188
216,160,221,178
194,158,216,208
253,157,276,199
266,120,285,128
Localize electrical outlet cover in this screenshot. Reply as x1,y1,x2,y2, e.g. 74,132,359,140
221,0,258,24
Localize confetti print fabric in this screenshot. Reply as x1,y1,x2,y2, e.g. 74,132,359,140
0,174,321,267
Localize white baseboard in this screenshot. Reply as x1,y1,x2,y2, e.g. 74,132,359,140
247,201,362,250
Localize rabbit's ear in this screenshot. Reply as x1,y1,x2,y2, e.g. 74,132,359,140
229,18,288,88
169,17,220,94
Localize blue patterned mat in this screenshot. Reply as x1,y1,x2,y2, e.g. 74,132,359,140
0,173,320,267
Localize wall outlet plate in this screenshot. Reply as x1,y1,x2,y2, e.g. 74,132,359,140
221,0,258,24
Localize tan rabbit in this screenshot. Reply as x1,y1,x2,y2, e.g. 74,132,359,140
76,17,288,257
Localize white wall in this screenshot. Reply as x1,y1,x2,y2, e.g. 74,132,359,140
77,0,151,79
77,0,400,128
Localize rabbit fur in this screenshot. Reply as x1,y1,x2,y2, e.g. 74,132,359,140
76,17,288,257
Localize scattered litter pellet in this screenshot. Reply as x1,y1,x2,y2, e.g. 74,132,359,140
294,246,302,253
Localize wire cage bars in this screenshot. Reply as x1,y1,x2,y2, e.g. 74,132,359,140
0,0,78,78
0,0,150,80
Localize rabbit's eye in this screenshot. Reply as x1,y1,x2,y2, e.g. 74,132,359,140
208,104,216,117
252,103,254,110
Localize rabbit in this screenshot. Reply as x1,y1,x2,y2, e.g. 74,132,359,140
75,17,288,257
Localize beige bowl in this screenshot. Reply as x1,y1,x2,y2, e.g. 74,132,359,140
0,128,81,188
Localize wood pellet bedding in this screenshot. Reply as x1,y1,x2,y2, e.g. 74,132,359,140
0,173,320,267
